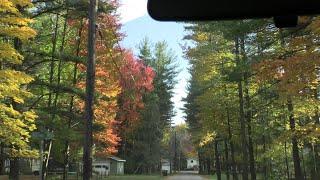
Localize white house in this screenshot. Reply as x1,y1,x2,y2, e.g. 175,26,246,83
186,158,199,170
93,156,126,176
92,161,110,176
161,159,171,173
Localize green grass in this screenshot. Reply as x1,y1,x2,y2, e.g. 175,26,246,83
46,174,163,180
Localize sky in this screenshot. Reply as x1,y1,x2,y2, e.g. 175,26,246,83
118,0,148,23
118,0,190,125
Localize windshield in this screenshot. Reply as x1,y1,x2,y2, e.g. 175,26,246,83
0,0,319,180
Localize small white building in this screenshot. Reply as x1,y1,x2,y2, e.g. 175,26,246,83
93,156,126,176
92,161,110,176
161,159,171,173
187,158,199,170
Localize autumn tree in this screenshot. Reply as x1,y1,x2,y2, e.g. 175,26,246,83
0,0,38,178
117,39,177,174
25,0,125,178
184,17,320,180
117,50,156,173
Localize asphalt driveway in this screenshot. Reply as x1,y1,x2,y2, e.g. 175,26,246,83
165,171,208,180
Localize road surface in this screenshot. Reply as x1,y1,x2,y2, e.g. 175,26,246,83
165,171,208,180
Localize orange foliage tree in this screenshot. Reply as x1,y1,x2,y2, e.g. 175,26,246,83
74,11,123,155
71,9,155,156
117,51,155,134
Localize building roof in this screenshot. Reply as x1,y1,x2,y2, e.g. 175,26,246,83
161,159,170,163
95,156,126,162
108,156,126,162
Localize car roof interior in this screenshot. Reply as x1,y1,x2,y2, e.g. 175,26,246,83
147,0,320,28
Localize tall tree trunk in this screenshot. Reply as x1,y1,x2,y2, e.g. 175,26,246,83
311,143,318,180
53,9,68,106
9,34,24,180
207,158,211,175
83,0,97,178
282,104,291,180
263,135,267,179
222,51,238,180
52,8,67,180
42,14,59,180
285,140,291,180
244,81,256,180
226,106,238,180
55,12,67,179
241,37,256,180
169,157,172,174
301,149,307,179
312,89,320,179
235,37,249,180
0,145,4,175
224,140,230,180
287,97,303,180
62,100,71,178
178,151,181,172
9,158,19,180
215,141,221,180
63,19,83,180
0,52,3,176
198,151,202,174
47,14,59,111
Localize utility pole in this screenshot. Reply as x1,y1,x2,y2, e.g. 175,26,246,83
215,141,222,180
179,151,181,171
83,0,97,179
174,131,177,173
39,140,43,180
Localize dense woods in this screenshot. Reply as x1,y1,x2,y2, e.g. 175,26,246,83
183,18,320,179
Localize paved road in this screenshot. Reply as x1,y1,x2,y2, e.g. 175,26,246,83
165,171,208,180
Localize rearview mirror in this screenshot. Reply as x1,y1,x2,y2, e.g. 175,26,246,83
148,0,320,22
